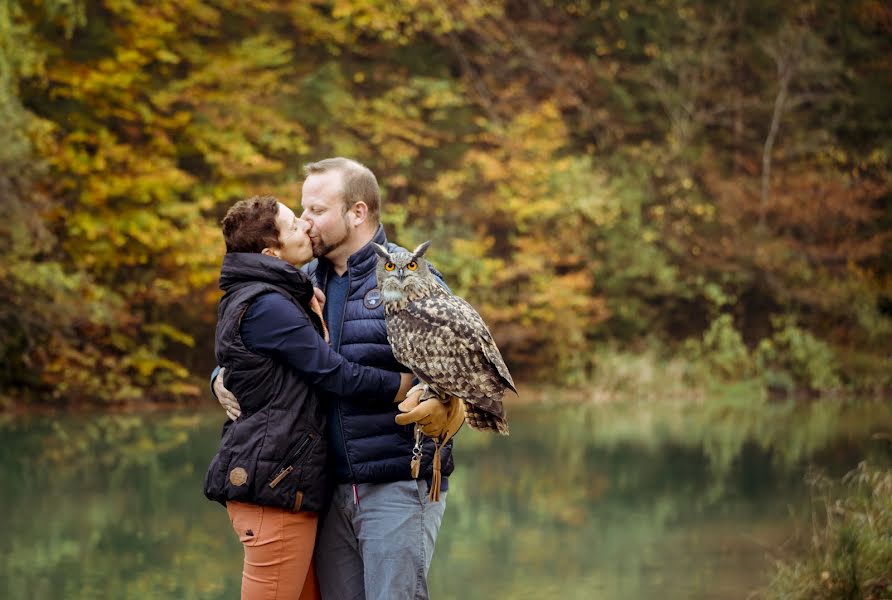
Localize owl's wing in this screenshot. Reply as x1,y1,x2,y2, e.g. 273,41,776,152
388,294,514,426
448,295,516,391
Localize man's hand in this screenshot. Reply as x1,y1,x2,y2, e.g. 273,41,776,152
395,385,464,440
214,367,242,421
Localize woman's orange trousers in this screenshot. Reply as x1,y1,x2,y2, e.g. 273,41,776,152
226,501,320,600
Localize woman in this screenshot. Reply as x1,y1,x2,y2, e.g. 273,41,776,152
204,196,414,600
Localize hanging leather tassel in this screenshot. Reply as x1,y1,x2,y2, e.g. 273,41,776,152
428,397,465,502
428,440,441,502
410,452,421,480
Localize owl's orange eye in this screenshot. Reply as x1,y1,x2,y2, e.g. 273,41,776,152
406,261,418,271
384,262,395,271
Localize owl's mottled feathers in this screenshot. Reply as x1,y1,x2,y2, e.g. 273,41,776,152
373,241,513,435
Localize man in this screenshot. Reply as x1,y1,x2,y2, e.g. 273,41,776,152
213,157,457,600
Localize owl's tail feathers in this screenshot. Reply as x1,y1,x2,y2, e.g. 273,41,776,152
465,403,510,436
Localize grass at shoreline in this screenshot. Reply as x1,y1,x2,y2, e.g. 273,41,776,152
516,345,892,409
758,463,892,600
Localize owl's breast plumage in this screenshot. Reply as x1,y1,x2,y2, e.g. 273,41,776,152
385,295,512,422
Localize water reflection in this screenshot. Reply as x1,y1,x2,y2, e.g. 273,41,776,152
1,396,890,599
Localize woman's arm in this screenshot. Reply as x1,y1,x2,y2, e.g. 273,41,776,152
240,292,404,402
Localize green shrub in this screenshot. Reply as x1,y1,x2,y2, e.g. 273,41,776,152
756,317,841,392
685,314,753,382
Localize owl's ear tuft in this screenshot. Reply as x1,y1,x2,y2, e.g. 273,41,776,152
411,241,431,259
372,243,391,260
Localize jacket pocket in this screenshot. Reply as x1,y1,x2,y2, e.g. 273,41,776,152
267,433,318,489
226,501,265,547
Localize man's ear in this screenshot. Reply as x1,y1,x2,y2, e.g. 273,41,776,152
261,247,277,258
349,201,368,227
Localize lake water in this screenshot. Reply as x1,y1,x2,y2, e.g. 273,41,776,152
1,395,891,599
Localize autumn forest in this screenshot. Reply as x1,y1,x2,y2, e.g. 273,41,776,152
1,0,891,405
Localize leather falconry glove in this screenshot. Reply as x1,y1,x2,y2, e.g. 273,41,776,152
394,383,465,501
394,387,459,438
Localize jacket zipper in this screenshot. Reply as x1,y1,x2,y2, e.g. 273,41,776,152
268,433,315,489
337,269,357,485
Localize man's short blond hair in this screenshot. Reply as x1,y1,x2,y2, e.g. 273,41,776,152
304,157,380,224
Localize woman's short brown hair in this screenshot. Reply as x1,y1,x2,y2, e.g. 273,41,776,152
221,196,281,253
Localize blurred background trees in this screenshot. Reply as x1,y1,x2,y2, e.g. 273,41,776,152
1,0,890,404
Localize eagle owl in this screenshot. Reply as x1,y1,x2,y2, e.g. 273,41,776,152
373,241,513,435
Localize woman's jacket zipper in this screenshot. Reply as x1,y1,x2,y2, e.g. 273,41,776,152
268,433,316,488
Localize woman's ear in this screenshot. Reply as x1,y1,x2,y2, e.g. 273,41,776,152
261,247,278,258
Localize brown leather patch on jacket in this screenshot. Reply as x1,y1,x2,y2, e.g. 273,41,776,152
229,467,248,487
293,491,304,512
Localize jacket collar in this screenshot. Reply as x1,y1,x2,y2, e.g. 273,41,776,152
219,252,314,305
312,224,388,285
346,224,388,276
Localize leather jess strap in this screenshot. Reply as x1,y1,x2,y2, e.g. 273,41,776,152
426,397,465,502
